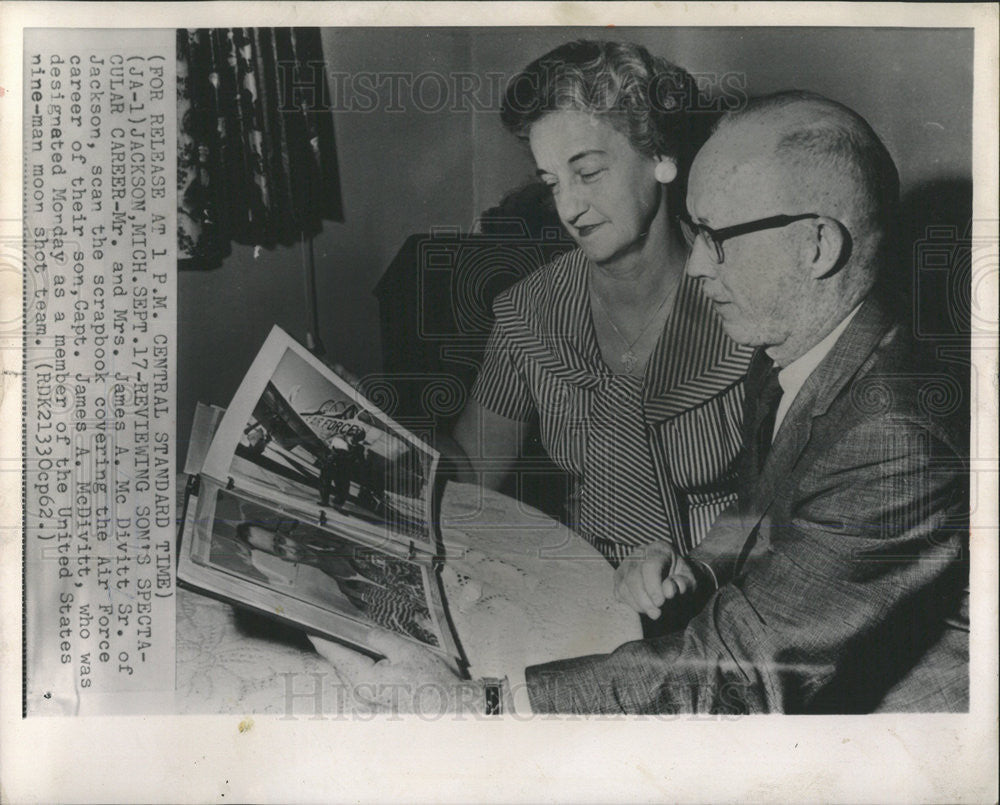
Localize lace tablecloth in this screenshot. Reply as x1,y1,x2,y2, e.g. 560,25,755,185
175,481,641,714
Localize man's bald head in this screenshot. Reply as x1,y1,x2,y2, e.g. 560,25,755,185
685,92,900,364
709,90,900,282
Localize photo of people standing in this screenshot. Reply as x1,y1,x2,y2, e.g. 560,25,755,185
230,346,436,542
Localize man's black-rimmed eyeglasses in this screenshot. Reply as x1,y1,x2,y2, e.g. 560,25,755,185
677,212,821,264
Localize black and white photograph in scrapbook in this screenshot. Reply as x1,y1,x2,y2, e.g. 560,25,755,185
232,346,435,541
193,485,442,649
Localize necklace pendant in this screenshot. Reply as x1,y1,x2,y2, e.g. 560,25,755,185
621,350,638,373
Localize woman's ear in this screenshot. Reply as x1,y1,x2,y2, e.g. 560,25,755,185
808,217,851,279
654,157,678,184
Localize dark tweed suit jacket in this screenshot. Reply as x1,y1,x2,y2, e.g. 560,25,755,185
525,295,969,713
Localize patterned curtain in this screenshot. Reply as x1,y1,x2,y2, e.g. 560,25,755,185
177,28,343,270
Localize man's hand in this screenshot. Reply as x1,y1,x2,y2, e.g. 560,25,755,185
614,542,699,620
309,629,481,714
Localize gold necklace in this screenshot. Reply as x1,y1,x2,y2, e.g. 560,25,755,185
591,281,676,373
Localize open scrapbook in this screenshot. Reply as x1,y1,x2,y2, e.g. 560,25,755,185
177,326,462,664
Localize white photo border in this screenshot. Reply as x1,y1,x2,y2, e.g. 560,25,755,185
1,3,996,803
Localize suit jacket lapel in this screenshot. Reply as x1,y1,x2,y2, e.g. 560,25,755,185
743,294,895,519
696,295,896,583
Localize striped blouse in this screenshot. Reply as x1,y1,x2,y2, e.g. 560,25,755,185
472,248,754,564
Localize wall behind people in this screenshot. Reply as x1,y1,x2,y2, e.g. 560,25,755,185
178,27,972,466
471,27,972,211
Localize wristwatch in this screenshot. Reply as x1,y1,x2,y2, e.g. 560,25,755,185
482,677,503,715
481,677,513,715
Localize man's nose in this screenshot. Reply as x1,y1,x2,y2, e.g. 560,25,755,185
684,240,716,280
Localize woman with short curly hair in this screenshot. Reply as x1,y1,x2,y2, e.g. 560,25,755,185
454,40,752,580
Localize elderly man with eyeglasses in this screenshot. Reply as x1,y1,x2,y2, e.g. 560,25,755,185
311,91,969,716
542,90,969,714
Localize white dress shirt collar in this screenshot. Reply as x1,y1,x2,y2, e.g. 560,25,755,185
771,304,863,440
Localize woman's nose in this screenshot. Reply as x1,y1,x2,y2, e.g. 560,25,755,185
557,184,589,225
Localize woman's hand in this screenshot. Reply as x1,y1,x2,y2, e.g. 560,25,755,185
614,541,699,620
309,630,482,714
431,432,476,484
451,400,524,490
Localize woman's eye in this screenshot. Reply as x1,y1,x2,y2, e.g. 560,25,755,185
580,169,606,183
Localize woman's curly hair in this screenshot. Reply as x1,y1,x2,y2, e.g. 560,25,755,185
501,40,707,172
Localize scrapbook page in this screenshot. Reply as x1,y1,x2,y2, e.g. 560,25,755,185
178,327,458,660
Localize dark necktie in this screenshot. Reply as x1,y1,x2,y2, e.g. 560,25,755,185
732,359,784,572
754,364,783,473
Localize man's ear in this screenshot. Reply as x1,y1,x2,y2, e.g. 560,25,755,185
807,217,851,279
